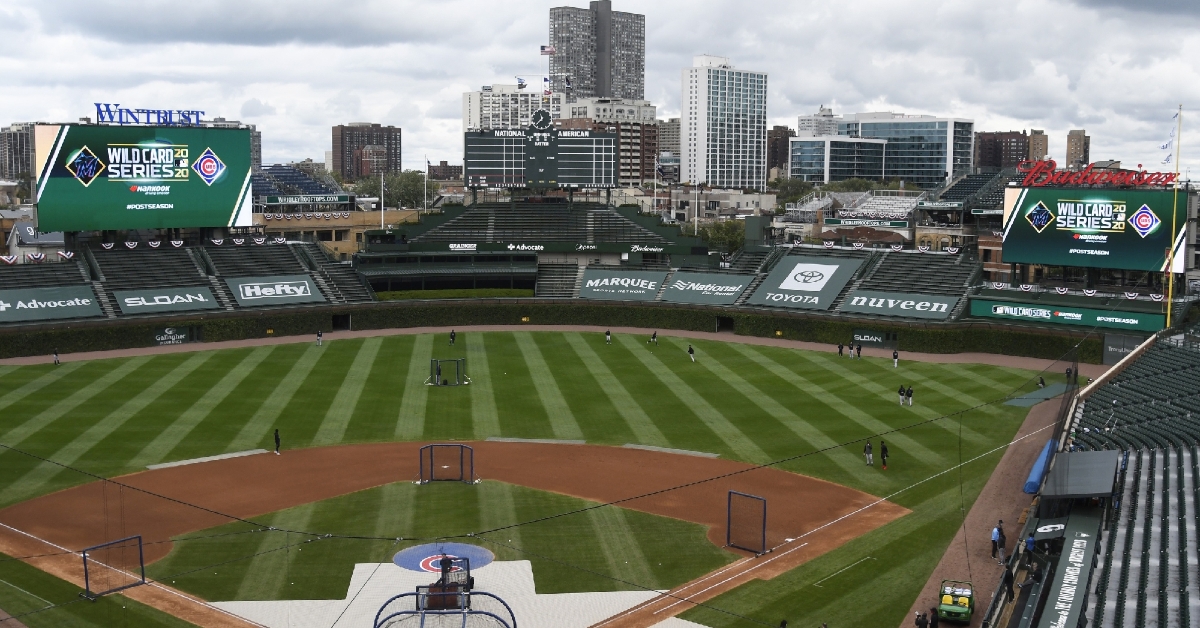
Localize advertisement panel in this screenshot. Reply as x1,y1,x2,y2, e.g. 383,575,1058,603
1103,333,1148,365
578,269,668,301
841,290,959,320
0,286,104,323
114,287,221,314
746,255,864,310
852,329,895,348
1001,187,1186,272
34,124,253,231
225,275,326,307
970,299,1164,332
155,326,194,346
660,272,750,305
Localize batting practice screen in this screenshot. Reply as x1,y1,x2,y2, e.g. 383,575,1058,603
81,535,146,599
34,124,254,231
464,128,616,189
1001,187,1186,272
727,491,767,554
419,444,476,484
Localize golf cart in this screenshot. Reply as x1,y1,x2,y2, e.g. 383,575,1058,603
937,579,974,623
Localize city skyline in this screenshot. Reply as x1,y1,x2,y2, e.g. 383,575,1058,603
1,0,1197,176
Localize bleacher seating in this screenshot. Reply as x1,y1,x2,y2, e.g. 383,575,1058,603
939,173,996,202
1066,341,1200,628
293,243,375,303
535,264,580,298
0,262,89,289
205,244,309,277
413,203,669,245
91,247,208,290
251,173,282,197
856,251,979,297
974,172,1026,208
261,165,337,196
728,250,769,273
1075,343,1200,451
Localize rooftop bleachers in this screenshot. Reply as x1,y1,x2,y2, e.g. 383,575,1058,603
856,251,979,297
0,261,90,290
974,172,1026,208
251,173,282,197
261,165,337,196
90,247,209,290
413,203,669,245
205,243,309,277
938,173,995,202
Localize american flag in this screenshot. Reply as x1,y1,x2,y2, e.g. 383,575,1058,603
540,45,555,55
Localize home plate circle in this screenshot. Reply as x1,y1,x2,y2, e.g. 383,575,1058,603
393,542,494,572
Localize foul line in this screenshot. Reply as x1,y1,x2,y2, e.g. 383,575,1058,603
0,522,266,628
812,556,875,587
652,542,810,615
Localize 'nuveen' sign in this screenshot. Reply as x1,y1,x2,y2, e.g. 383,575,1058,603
225,275,326,307
840,290,960,320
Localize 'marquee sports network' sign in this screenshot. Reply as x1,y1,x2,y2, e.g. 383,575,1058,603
1000,187,1186,273
746,255,864,310
34,124,254,232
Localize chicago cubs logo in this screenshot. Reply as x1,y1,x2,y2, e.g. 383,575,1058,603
418,554,463,573
66,146,105,187
1024,201,1054,233
1129,204,1160,238
393,542,494,572
191,147,226,185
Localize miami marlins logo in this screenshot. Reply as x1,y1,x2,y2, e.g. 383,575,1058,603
65,146,105,187
1024,201,1054,233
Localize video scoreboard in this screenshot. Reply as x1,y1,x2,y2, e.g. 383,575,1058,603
464,126,617,189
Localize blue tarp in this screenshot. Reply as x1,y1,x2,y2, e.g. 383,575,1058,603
1024,439,1056,494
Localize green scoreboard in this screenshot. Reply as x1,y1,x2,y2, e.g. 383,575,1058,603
1001,187,1187,272
464,116,617,189
34,124,254,232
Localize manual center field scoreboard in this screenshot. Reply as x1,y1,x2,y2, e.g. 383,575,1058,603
464,110,616,189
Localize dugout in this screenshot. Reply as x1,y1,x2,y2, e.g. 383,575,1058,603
1036,449,1120,519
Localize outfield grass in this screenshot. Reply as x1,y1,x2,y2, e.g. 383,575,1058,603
0,331,1053,626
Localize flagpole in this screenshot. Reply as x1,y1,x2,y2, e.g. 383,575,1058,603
424,154,428,215
1167,104,1182,328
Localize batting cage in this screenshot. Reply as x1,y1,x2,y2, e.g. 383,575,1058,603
726,491,768,554
81,535,146,599
374,591,516,627
418,444,478,484
426,358,470,386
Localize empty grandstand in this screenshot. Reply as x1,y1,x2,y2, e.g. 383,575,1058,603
938,173,995,202
0,260,90,290
409,203,670,246
853,250,980,297
261,164,340,196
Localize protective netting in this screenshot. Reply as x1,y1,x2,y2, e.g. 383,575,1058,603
82,535,145,598
727,491,767,554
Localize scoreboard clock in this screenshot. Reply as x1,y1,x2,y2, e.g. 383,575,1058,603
464,111,616,189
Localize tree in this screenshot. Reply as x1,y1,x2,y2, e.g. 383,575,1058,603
352,170,437,209
769,178,814,206
698,219,745,254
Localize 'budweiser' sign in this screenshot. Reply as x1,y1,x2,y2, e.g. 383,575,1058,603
1018,160,1177,188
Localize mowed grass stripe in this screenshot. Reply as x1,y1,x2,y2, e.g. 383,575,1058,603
0,353,212,504
0,357,150,448
395,335,434,440
228,345,324,451
615,335,770,463
670,338,877,482
0,362,85,413
373,482,415,538
587,506,660,590
129,347,275,468
564,333,669,447
467,333,501,439
798,352,993,442
233,503,317,601
730,344,945,464
513,332,585,441
478,481,524,562
311,338,383,446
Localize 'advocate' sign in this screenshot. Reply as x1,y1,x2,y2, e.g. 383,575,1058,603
1018,160,1178,188
0,286,104,323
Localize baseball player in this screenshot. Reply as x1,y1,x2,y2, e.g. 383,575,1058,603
274,429,281,455
838,342,844,357
898,384,906,405
449,330,456,346
687,344,695,362
649,331,658,345
906,385,914,406
856,344,862,359
893,349,898,368
864,440,873,466
316,330,323,346
605,330,612,345
53,349,60,366
880,440,889,469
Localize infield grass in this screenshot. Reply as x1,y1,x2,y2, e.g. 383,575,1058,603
0,331,1059,626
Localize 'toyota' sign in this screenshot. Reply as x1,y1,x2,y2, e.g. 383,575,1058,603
1018,160,1178,188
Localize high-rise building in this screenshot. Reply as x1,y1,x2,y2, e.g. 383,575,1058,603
797,106,839,137
0,122,39,181
462,85,566,131
207,117,262,172
767,125,795,174
549,1,645,101
658,117,680,157
559,97,657,185
1029,130,1048,162
788,136,886,183
974,131,1029,170
331,123,402,181
839,112,973,187
1066,129,1090,167
681,55,768,190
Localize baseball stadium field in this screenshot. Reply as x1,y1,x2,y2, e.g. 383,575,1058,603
0,329,1059,627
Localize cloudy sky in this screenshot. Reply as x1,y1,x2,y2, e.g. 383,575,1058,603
2,0,1198,176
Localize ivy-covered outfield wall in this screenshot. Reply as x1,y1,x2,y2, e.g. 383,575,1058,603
0,300,1104,363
